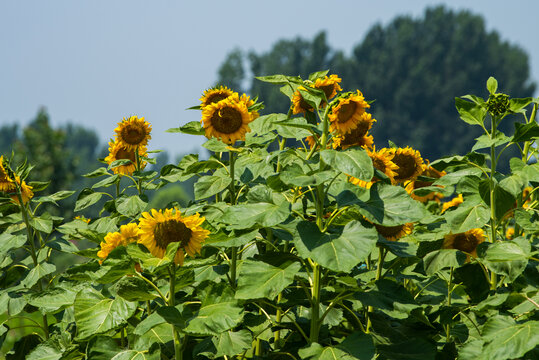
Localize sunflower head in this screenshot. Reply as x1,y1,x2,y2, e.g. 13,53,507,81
201,97,253,144
200,86,237,108
114,115,152,152
441,194,464,214
97,223,140,263
292,86,314,114
506,227,515,240
5,176,34,205
332,113,375,150
522,186,533,208
443,228,485,258
374,222,414,241
386,147,425,184
313,74,342,101
305,135,318,149
0,156,15,192
328,90,371,135
138,208,210,265
405,164,446,202
105,139,147,175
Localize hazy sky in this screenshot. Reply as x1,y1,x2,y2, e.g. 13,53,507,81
1,1,538,158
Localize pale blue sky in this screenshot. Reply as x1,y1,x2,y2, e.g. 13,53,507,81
1,1,538,157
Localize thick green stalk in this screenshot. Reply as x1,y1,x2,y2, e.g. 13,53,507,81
169,264,183,360
489,115,498,290
134,148,143,196
16,189,49,340
309,262,321,343
445,267,454,343
228,150,238,287
366,247,386,333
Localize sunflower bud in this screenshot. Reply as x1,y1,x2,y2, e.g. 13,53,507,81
486,93,509,116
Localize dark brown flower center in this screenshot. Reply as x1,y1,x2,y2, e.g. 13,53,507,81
452,233,479,254
206,93,229,106
121,125,146,145
153,220,192,251
116,147,136,162
392,154,418,181
211,107,243,134
374,224,405,239
318,84,335,100
337,102,357,123
341,123,370,146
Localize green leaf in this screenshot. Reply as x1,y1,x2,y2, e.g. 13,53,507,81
514,208,539,232
111,350,160,360
498,173,528,197
478,316,539,360
83,167,110,178
486,77,498,94
509,97,534,113
22,262,56,288
294,220,378,272
184,282,243,335
0,233,26,254
30,216,53,233
114,276,158,301
308,70,330,81
236,259,301,300
280,166,335,187
298,343,357,360
423,249,467,275
34,190,75,205
445,203,489,233
92,175,120,189
75,189,103,212
74,287,137,340
471,132,510,152
255,74,302,84
512,121,539,142
116,195,148,217
202,138,232,152
108,159,132,170
377,337,437,360
194,174,231,200
213,330,252,358
321,148,373,182
455,97,486,126
27,283,82,313
483,239,530,281
87,336,122,360
220,201,290,229
338,183,428,226
166,121,204,135
26,343,62,360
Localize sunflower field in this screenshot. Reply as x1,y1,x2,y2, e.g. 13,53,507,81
1,72,538,360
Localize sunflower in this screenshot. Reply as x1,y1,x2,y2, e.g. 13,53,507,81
305,135,317,149
349,147,398,188
0,156,14,192
522,186,533,209
105,139,147,175
200,86,237,108
5,176,34,205
332,113,375,150
114,115,152,152
441,194,464,214
235,93,260,121
292,86,314,114
201,97,253,144
138,208,210,265
505,227,515,240
386,147,425,184
328,90,371,135
443,228,485,258
313,74,342,101
405,164,446,202
374,222,414,241
98,223,140,263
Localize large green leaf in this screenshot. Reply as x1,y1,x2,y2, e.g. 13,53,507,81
321,148,373,181
220,202,290,229
0,233,26,255
114,276,158,302
111,350,160,360
294,220,378,272
477,316,539,360
483,239,530,281
27,283,84,313
471,132,510,152
444,203,490,233
74,287,137,340
86,336,122,360
377,337,437,360
423,249,467,275
512,120,539,142
338,183,428,226
115,195,148,217
299,343,357,360
74,189,103,211
184,282,243,335
213,330,252,358
194,174,232,200
279,166,336,187
236,259,301,300
22,262,56,288
455,97,486,126
26,344,62,360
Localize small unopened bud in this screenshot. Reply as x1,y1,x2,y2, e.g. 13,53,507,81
486,93,509,116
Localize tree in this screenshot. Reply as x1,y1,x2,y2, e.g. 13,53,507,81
216,6,536,161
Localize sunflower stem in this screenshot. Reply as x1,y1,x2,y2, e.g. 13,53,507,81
169,263,183,360
522,103,537,163
309,262,321,344
445,266,454,343
15,182,49,340
134,147,143,196
366,247,386,333
489,114,498,290
228,150,239,287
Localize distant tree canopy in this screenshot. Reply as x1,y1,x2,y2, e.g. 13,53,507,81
216,6,536,161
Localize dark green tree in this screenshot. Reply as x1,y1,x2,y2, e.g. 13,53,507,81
216,6,536,160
